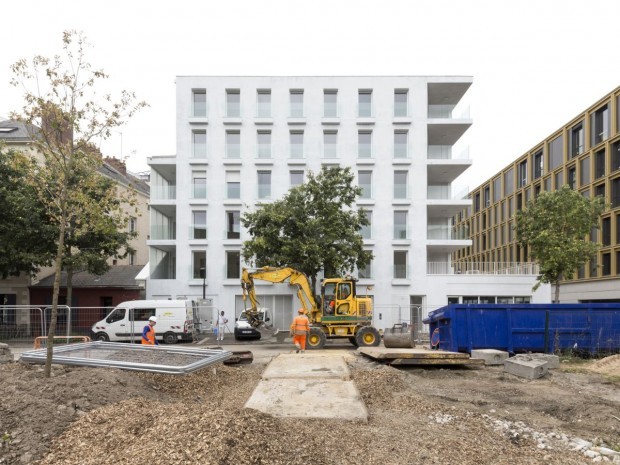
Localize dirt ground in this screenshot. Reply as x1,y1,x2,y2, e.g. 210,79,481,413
0,345,619,465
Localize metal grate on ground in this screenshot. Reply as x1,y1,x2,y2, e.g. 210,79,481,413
19,341,233,375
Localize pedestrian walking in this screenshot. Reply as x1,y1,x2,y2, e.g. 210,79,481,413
217,311,228,342
141,316,159,345
290,308,310,353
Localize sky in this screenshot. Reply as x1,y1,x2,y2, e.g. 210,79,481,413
1,0,618,190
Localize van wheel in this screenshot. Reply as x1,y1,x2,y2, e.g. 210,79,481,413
94,332,109,342
306,327,326,350
163,332,177,344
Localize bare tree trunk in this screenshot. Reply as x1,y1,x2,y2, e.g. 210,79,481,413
44,197,67,378
66,265,73,309
45,221,65,378
554,279,560,304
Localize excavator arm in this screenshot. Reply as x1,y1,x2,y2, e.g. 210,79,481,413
241,266,320,327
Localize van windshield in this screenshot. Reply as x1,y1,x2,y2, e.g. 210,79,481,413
106,308,126,324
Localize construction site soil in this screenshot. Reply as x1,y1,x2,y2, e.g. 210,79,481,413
1,349,619,465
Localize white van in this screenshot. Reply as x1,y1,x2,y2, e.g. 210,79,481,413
91,300,196,344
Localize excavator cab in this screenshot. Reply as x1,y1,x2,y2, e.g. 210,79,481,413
320,279,357,317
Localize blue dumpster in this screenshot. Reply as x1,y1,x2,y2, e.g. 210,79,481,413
422,304,620,354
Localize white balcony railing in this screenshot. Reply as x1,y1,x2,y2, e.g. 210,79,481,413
427,185,469,200
427,262,540,275
150,185,176,200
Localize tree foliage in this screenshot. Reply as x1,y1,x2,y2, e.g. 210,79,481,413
515,185,605,302
242,166,372,292
10,30,147,376
0,145,56,277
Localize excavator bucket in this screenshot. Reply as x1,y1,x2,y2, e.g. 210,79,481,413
246,308,280,339
383,323,416,348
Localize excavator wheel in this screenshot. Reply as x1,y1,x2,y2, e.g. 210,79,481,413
306,327,326,350
355,326,381,347
348,336,358,347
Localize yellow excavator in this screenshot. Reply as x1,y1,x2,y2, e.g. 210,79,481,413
240,266,381,349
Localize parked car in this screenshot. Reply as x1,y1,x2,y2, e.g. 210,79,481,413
234,308,271,340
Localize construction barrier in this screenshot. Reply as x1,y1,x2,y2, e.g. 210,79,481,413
33,335,91,349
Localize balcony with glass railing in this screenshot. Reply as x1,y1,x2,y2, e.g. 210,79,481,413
428,145,470,160
393,264,409,280
257,143,271,159
150,185,177,201
394,185,408,199
428,105,471,119
427,185,469,200
427,262,540,275
150,224,176,241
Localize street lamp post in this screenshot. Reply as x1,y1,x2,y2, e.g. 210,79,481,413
200,267,206,299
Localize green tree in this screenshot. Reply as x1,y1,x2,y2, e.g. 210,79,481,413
515,185,605,303
62,173,138,308
0,145,56,277
11,30,146,377
242,166,372,293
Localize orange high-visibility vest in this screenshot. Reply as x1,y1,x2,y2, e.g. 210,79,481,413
290,315,310,336
142,325,157,345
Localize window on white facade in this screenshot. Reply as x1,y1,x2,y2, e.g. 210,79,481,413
360,210,372,239
394,211,408,239
394,171,408,199
226,251,241,279
226,210,240,239
193,130,206,159
226,89,240,117
257,131,271,158
192,211,207,239
129,252,135,265
358,90,372,117
394,90,408,117
290,90,304,117
192,250,206,279
192,171,207,199
358,131,372,158
129,217,137,233
324,131,337,158
226,171,240,199
257,90,271,117
290,170,304,187
290,131,304,158
226,131,240,159
324,90,338,117
258,170,271,199
358,260,372,279
193,89,206,117
394,251,408,279
394,130,408,158
359,171,372,199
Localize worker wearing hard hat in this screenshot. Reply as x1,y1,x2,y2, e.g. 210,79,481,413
290,308,310,353
141,316,159,345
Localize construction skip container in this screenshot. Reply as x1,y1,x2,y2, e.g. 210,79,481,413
422,304,620,354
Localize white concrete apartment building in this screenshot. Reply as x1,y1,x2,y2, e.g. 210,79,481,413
146,76,548,331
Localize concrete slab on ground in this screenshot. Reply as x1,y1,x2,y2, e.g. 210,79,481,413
471,349,509,366
504,357,548,379
262,352,351,380
245,378,368,422
359,347,469,360
513,353,560,369
245,352,368,422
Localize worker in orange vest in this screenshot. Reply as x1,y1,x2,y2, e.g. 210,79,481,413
290,308,310,353
141,316,159,345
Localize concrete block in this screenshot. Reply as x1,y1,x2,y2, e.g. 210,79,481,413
504,358,548,379
0,342,9,349
0,353,14,364
514,353,560,369
470,349,509,366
